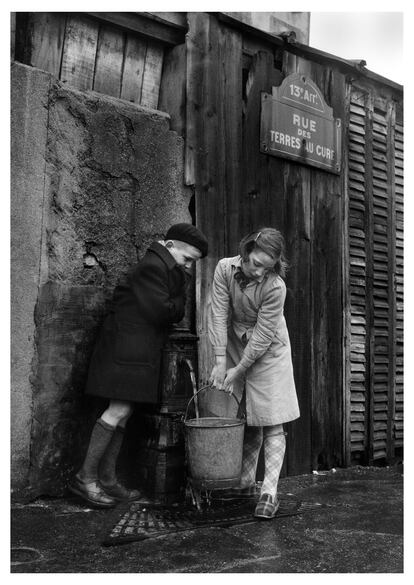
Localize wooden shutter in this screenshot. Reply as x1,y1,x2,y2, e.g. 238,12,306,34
347,90,368,460
394,122,404,452
370,101,391,461
346,86,403,464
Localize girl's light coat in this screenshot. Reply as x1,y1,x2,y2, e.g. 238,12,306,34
208,256,300,426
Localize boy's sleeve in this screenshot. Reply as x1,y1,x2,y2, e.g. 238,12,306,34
131,261,185,325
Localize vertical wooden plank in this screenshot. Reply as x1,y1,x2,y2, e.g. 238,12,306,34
295,55,313,78
93,25,125,98
311,169,344,469
279,55,312,474
310,64,345,470
11,12,16,60
220,24,243,255
158,43,187,134
120,34,147,104
197,15,226,386
282,50,297,76
140,40,164,109
185,13,209,187
242,50,284,234
342,81,353,467
186,13,228,386
14,13,31,65
26,13,67,78
282,163,313,475
61,15,99,91
330,68,348,469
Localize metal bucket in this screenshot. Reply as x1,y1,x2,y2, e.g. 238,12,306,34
184,387,245,490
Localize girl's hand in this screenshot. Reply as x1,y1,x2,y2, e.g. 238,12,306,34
209,359,227,390
223,366,244,394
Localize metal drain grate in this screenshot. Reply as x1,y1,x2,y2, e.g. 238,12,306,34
103,499,323,546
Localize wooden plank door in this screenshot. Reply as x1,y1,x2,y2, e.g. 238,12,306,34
187,13,325,475
188,13,348,475
239,47,313,475
238,47,344,473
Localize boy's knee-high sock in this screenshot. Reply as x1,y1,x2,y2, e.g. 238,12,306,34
78,418,116,483
261,425,286,498
99,425,126,486
240,426,263,488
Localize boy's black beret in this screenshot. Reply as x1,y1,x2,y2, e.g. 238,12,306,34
166,223,208,258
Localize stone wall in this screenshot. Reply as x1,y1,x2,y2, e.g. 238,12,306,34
11,61,193,496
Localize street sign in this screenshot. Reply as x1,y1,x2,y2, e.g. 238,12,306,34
260,73,342,174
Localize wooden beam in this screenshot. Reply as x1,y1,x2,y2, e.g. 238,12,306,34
144,12,188,30
215,11,402,93
86,12,186,46
212,12,285,48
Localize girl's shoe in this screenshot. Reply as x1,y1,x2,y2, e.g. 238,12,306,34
254,493,280,519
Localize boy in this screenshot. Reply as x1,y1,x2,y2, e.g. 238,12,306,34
69,223,208,507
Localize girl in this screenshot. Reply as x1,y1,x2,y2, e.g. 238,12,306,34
208,228,300,519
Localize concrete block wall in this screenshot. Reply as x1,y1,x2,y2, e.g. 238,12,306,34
11,63,51,493
11,61,193,497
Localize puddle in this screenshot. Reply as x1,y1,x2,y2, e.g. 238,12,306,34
11,547,43,566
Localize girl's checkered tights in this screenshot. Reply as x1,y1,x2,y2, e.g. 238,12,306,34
239,424,286,498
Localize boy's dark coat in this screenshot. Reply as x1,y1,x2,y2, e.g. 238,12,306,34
86,242,186,403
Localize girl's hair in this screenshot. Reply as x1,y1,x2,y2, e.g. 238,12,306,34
239,227,288,278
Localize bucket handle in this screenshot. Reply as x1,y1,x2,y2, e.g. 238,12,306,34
184,384,244,422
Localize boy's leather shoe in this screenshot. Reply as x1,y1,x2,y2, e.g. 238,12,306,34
100,482,142,502
68,477,117,508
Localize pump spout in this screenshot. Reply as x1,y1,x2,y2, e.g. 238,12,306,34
182,358,199,419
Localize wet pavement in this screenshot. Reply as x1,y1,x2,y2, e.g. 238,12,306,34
11,465,403,573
